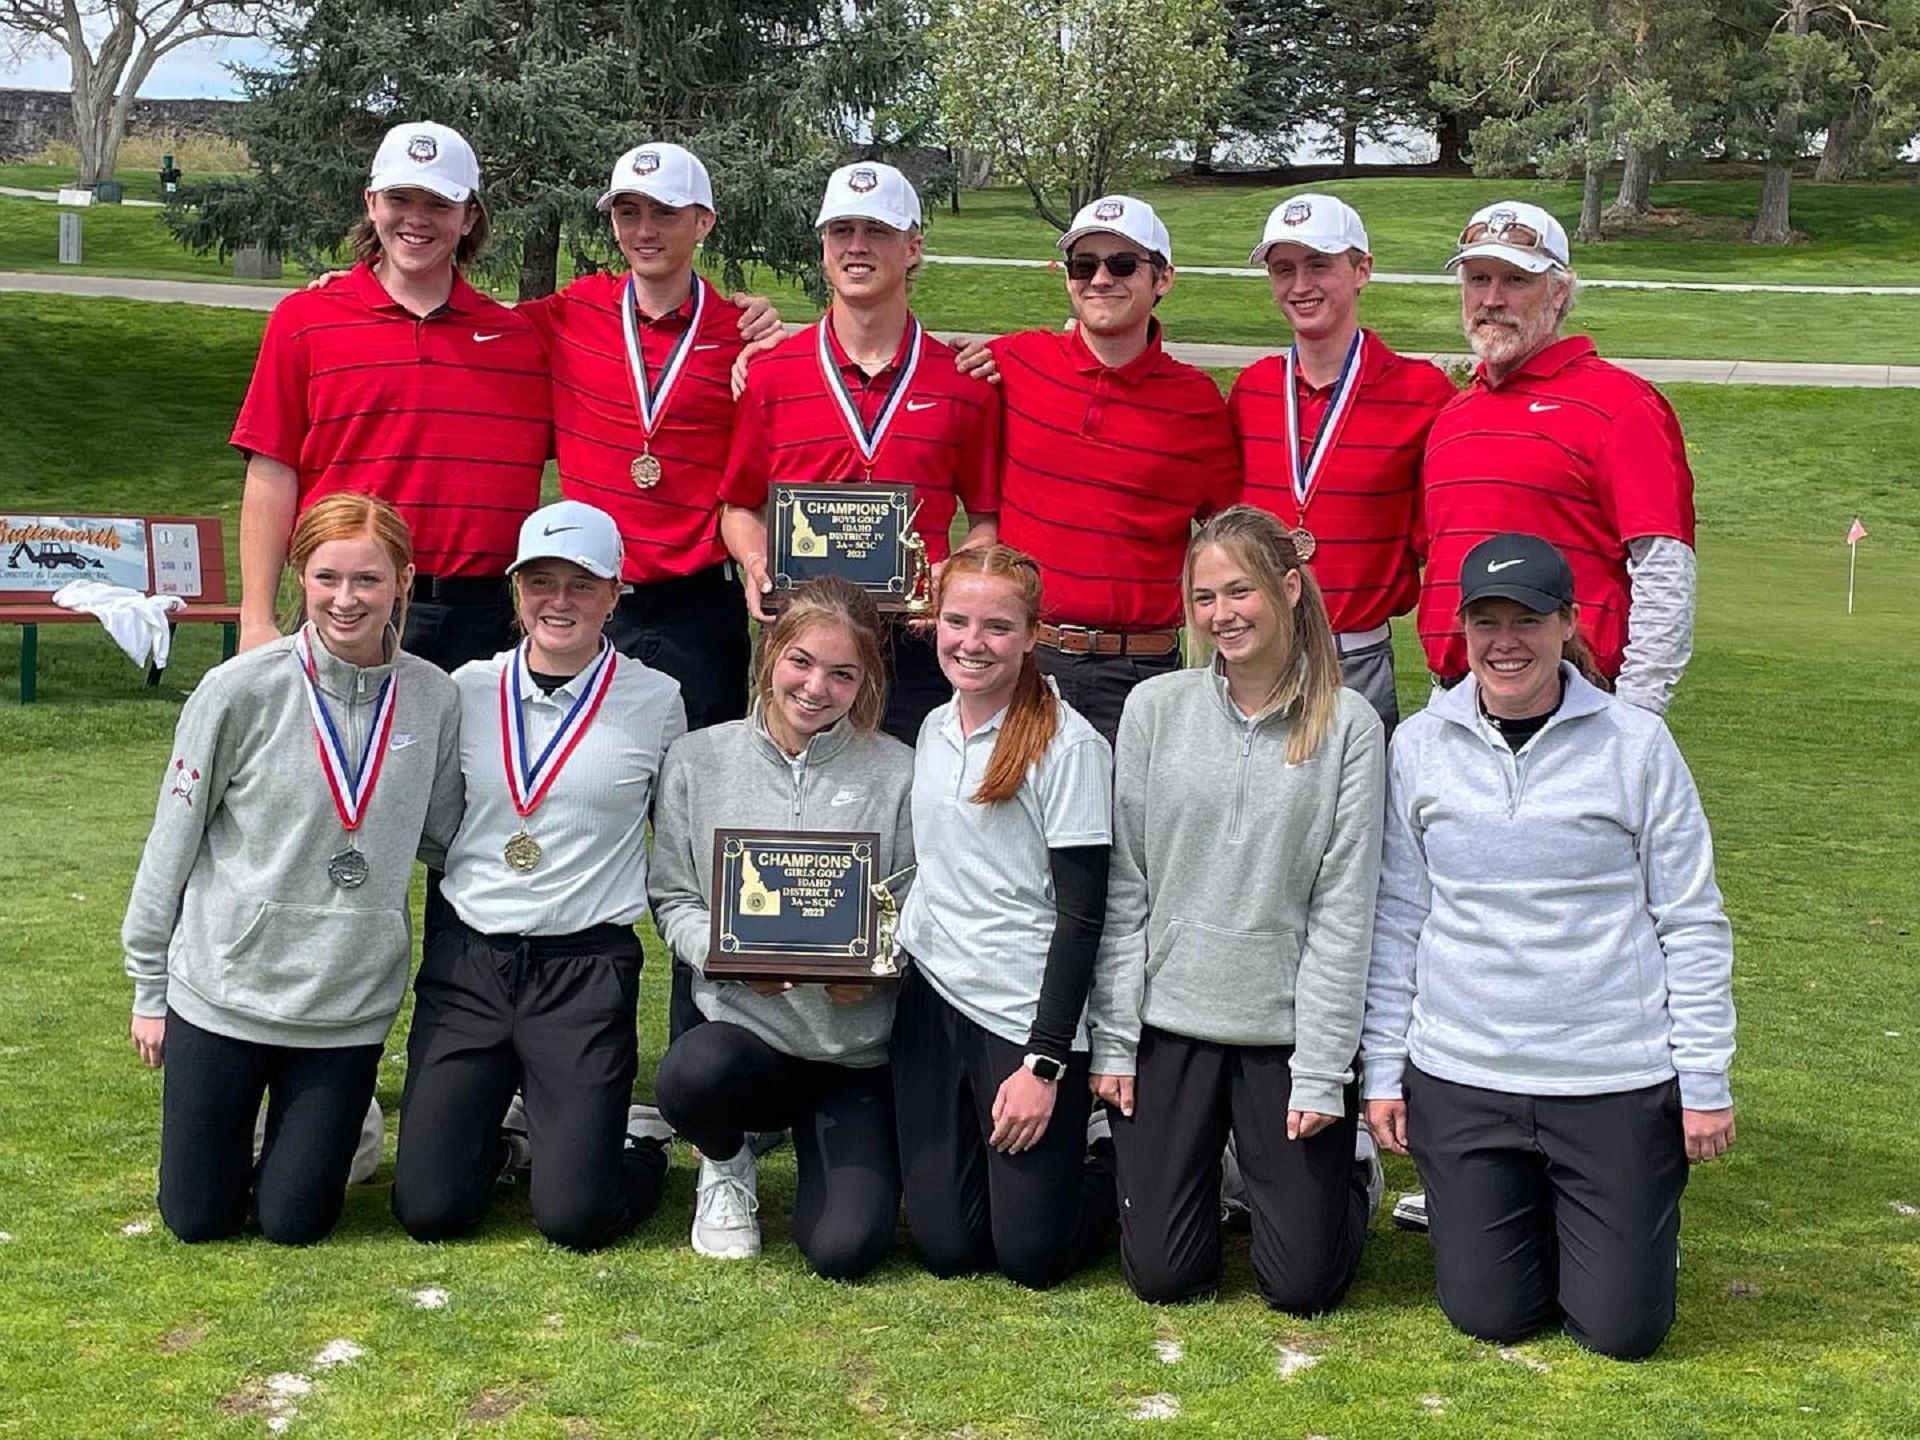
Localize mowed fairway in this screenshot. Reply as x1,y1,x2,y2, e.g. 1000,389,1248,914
2,294,1917,1437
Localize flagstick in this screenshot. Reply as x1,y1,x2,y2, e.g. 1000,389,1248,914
1848,541,1858,615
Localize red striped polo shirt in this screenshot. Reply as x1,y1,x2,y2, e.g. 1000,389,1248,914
1418,335,1695,679
230,262,551,578
992,324,1241,631
522,272,742,583
718,314,1000,563
1232,330,1456,635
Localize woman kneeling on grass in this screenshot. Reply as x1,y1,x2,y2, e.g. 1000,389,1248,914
649,578,914,1276
890,544,1118,1290
123,494,463,1245
1362,533,1736,1361
1089,506,1386,1312
389,501,686,1252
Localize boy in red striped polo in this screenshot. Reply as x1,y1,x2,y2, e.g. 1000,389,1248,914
519,143,755,731
989,195,1240,745
1419,201,1696,715
719,161,1000,742
1229,194,1455,735
232,121,551,672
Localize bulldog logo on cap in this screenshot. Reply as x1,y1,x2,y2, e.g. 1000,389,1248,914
406,134,438,164
633,151,661,175
1487,207,1516,228
1094,200,1125,221
848,167,878,193
1281,199,1312,226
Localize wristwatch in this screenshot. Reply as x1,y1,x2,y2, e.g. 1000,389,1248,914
1022,1052,1067,1084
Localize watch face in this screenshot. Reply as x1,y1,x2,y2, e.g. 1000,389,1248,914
1027,1054,1066,1082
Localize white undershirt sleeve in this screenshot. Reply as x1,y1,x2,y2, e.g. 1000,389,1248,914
1617,536,1696,716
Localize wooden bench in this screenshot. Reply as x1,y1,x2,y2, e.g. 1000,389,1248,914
1,514,240,703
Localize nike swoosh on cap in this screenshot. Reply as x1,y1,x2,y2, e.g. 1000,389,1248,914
543,525,580,537
1487,558,1527,572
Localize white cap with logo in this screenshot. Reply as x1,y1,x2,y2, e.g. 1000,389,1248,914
1058,195,1173,265
368,121,481,204
815,162,922,232
508,501,624,580
1447,200,1571,274
596,142,714,212
1249,193,1369,263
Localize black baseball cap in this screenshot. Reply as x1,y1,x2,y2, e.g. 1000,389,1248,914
1457,533,1575,614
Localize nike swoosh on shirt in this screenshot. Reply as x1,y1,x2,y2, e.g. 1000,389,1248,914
473,332,503,343
390,734,418,751
828,789,864,806
694,343,722,352
1527,401,1560,413
1487,558,1527,572
905,399,938,412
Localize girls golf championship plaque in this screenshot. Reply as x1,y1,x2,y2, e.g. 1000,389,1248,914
767,483,929,613
708,828,900,982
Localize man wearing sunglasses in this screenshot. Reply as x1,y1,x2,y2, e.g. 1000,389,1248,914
1229,194,1456,737
1417,200,1696,717
987,195,1241,746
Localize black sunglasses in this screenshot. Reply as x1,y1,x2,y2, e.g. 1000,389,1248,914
1064,250,1155,281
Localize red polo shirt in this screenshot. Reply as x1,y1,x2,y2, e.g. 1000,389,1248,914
1418,335,1695,679
992,324,1241,631
522,272,742,583
1232,330,1456,635
230,263,551,578
718,315,999,563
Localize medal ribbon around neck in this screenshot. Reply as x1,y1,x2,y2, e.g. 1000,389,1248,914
1282,329,1366,514
817,313,923,470
499,641,619,819
621,273,705,439
295,628,398,834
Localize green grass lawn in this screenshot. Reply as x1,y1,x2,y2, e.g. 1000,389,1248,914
925,178,1920,286
3,296,1918,1436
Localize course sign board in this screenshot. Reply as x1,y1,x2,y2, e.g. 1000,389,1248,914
1,515,150,593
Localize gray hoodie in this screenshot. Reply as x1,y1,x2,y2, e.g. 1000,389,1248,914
648,712,914,1068
122,629,463,1048
1089,663,1385,1116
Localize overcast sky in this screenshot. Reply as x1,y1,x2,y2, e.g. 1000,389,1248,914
2,37,274,98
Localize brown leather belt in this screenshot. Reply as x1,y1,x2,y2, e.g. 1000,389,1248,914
1034,623,1180,658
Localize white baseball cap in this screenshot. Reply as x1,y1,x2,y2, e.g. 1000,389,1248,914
1249,193,1369,263
1447,200,1571,274
596,142,713,212
508,501,624,580
368,121,480,204
1058,195,1173,265
815,162,922,232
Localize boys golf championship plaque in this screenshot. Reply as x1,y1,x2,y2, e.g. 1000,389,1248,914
707,828,902,982
767,483,930,613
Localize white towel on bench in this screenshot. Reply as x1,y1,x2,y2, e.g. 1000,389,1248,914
51,581,186,670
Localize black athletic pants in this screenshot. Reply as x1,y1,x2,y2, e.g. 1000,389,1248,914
881,624,948,746
1113,1027,1368,1313
402,586,515,674
391,916,666,1252
655,1020,900,1280
1406,1067,1688,1361
606,563,751,732
1033,647,1179,750
889,965,1116,1290
156,1009,382,1245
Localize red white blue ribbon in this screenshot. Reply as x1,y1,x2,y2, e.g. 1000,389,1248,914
817,313,922,471
295,628,397,833
499,640,619,819
1282,330,1366,512
621,273,705,437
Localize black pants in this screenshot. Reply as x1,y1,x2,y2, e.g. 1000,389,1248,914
889,966,1116,1289
882,624,949,745
606,563,751,732
156,1009,382,1246
1034,646,1179,749
1338,635,1399,741
402,589,515,674
655,1021,900,1280
1113,1027,1368,1313
391,916,665,1252
1407,1067,1688,1361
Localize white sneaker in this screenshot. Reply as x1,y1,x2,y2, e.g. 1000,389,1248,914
1355,1125,1385,1221
691,1149,761,1259
498,1092,532,1183
1220,1136,1251,1227
1391,1190,1430,1232
1086,1105,1113,1152
626,1103,675,1148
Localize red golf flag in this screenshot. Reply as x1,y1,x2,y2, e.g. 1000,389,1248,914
1847,517,1868,545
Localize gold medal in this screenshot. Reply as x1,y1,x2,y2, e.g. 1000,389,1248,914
504,829,544,873
1290,526,1317,563
630,452,663,489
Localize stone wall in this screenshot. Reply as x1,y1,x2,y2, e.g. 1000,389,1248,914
0,87,243,162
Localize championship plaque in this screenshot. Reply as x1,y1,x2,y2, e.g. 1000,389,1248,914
767,483,929,613
707,828,902,982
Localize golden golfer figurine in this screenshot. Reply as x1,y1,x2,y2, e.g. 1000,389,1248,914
790,503,827,558
738,851,782,916
899,501,931,615
868,865,914,977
